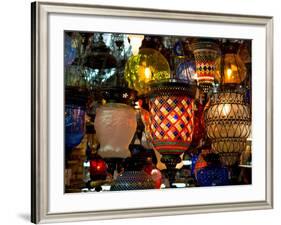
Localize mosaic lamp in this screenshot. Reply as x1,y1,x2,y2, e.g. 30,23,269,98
148,82,196,184
124,48,170,95
190,40,220,93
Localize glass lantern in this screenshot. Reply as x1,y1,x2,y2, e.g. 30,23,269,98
124,48,171,95
191,40,220,93
215,42,247,84
205,89,251,166
94,103,137,159
148,83,196,180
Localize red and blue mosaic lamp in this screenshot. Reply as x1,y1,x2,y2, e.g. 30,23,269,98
148,82,196,183
149,93,194,156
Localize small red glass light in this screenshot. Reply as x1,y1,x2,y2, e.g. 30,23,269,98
90,158,107,180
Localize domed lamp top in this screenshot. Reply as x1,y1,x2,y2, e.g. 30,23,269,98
215,41,247,85
124,48,171,95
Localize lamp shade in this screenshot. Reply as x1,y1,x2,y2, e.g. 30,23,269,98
205,90,251,166
191,41,220,92
215,42,247,84
149,85,195,157
94,103,137,158
124,48,170,95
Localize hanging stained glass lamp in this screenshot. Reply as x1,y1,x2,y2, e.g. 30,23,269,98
191,40,220,93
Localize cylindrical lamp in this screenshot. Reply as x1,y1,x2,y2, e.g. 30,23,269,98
191,41,220,93
148,83,195,183
215,42,247,84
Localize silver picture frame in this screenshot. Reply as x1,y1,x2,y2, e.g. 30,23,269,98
31,1,273,224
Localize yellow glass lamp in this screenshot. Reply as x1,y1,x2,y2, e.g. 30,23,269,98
215,42,247,84
124,48,170,95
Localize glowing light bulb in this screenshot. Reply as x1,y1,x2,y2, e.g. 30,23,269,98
222,104,231,116
227,68,232,78
144,67,152,82
128,35,144,55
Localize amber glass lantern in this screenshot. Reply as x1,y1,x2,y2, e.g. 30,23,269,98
215,42,247,84
191,40,220,93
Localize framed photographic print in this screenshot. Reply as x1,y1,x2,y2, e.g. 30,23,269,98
31,1,273,224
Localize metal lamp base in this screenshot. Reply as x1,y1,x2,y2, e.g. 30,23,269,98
161,155,181,187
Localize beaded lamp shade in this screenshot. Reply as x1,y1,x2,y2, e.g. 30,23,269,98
205,89,251,166
148,84,195,158
191,41,220,93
